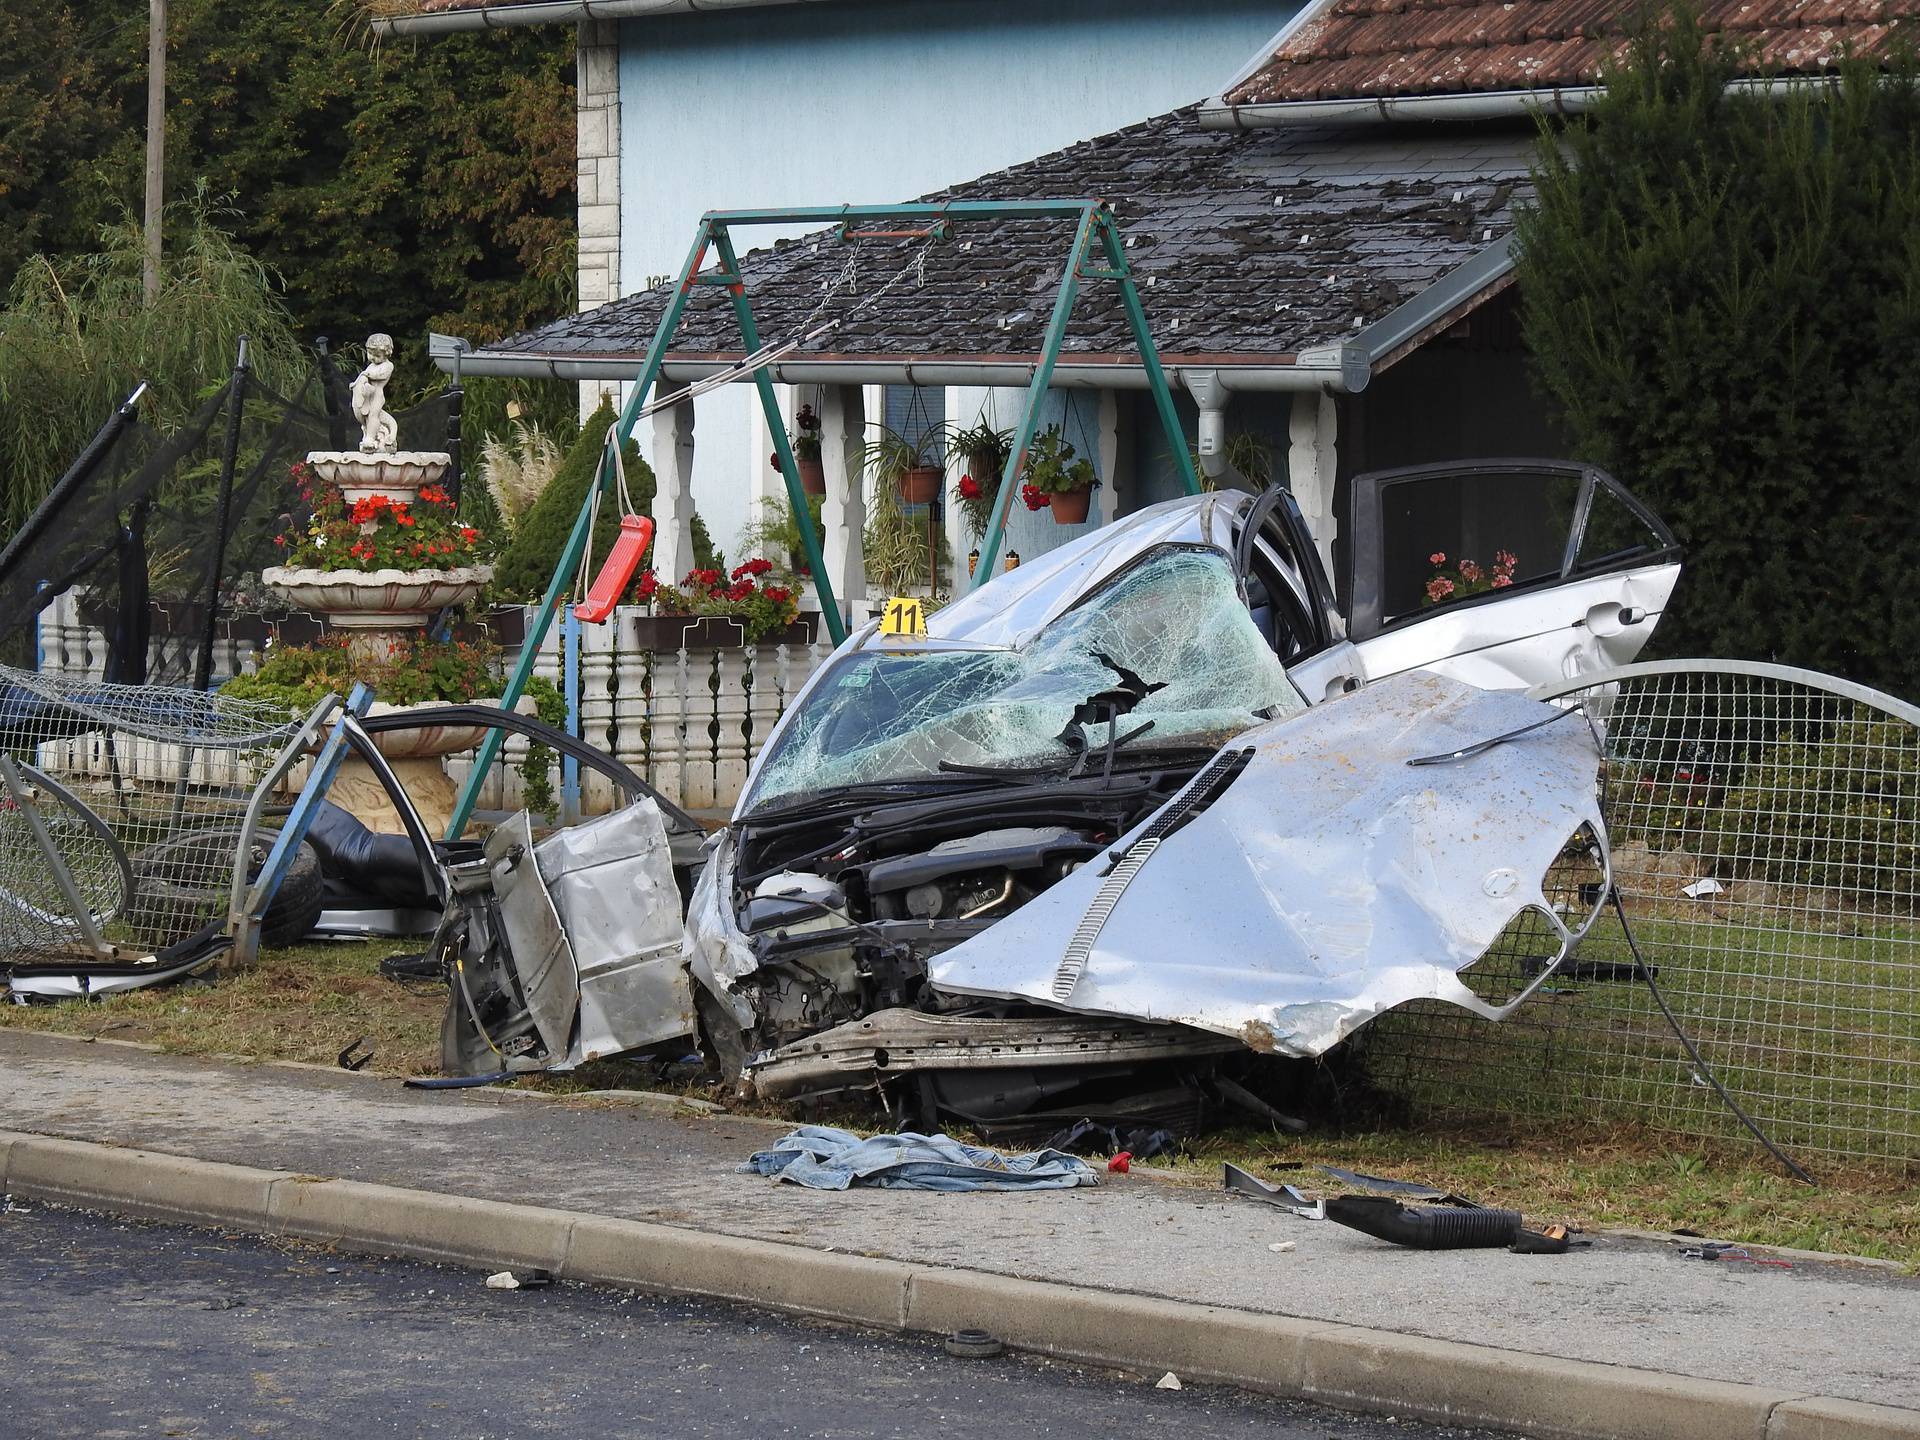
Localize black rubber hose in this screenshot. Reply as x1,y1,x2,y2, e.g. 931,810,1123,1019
403,1071,513,1090
1326,1195,1522,1249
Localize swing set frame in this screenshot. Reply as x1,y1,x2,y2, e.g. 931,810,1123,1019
448,198,1200,838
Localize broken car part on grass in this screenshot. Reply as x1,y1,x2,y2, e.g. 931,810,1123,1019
433,472,1659,1130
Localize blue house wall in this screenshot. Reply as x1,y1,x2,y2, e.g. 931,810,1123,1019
614,0,1293,559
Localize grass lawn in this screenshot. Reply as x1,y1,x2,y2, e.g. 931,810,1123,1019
3,934,1915,1264
1362,901,1920,1173
1165,1122,1920,1267
0,939,446,1076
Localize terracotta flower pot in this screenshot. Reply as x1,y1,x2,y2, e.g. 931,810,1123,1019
897,465,942,506
797,457,826,496
1048,487,1093,525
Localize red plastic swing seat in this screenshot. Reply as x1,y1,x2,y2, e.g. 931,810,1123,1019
574,514,654,623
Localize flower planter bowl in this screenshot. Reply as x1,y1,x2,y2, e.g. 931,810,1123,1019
896,465,942,506
1048,487,1093,525
262,564,493,628
625,612,818,653
344,700,496,760
797,457,827,497
304,450,453,507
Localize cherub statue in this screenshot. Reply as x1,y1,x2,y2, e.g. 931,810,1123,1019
351,333,399,453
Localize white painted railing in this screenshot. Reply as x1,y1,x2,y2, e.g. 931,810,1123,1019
33,592,834,817
450,606,833,815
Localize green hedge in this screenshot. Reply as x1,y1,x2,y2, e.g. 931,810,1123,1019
492,398,717,601
1514,8,1920,698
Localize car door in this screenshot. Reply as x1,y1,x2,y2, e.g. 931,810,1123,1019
1343,459,1681,692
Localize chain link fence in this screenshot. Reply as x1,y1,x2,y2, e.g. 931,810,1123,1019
1360,661,1920,1171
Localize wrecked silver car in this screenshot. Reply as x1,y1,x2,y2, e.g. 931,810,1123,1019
440,462,1676,1128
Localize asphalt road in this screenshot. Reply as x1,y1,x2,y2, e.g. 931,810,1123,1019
0,1200,1502,1440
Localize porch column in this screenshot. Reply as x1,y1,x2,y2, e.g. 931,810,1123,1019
820,384,866,625
1287,390,1339,577
1095,388,1129,519
651,397,697,582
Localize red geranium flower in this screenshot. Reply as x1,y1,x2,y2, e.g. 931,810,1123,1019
958,474,983,500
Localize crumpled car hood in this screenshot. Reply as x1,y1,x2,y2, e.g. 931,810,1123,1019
929,671,1606,1057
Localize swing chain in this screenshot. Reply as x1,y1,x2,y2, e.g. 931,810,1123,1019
798,235,938,348
575,434,639,603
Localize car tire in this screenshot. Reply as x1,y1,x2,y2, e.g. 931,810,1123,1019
130,828,324,951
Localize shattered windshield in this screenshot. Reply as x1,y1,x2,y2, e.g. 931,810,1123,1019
746,546,1306,810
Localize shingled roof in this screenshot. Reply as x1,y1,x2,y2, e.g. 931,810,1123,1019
1220,0,1920,108
466,107,1533,389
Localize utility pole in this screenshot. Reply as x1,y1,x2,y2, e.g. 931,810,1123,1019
143,0,166,306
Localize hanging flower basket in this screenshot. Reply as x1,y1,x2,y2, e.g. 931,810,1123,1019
775,405,828,496
1018,426,1099,526
1047,486,1093,524
897,465,942,505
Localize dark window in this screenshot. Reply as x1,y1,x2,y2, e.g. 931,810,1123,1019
1376,467,1581,625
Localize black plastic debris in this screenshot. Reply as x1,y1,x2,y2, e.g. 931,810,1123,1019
1327,1195,1522,1249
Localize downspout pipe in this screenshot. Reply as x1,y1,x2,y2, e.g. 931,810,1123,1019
373,0,830,36
1184,369,1230,481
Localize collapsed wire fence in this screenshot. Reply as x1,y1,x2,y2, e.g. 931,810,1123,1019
0,665,299,982
1360,662,1920,1172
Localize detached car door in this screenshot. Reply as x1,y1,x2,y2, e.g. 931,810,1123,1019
1344,459,1681,692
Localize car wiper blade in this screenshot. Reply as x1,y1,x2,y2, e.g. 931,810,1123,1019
1070,718,1155,782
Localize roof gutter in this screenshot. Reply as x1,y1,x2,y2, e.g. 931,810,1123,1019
1198,74,1845,129
373,0,827,37
438,348,1369,393
1355,236,1514,367
1199,86,1604,129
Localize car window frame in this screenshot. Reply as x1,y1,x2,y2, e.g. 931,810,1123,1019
1345,458,1679,642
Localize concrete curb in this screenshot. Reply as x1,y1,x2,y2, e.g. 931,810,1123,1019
1,1129,1913,1440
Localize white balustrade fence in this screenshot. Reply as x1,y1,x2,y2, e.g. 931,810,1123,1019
451,607,832,816
34,593,834,817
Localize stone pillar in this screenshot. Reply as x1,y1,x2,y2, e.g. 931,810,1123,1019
1288,390,1340,578
820,384,867,625
576,17,623,420
651,397,697,583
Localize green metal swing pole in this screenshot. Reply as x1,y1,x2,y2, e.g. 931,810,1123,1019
970,205,1099,589
710,225,847,644
445,221,719,839
1099,212,1202,499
